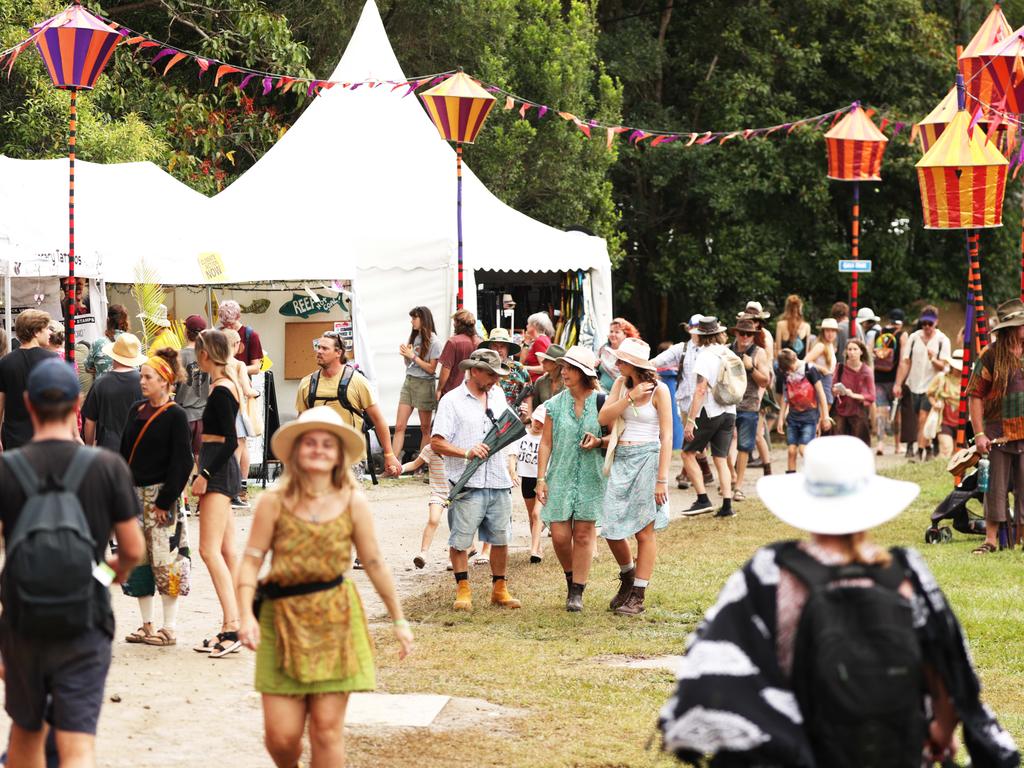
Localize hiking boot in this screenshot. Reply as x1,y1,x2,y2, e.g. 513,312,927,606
490,580,521,609
453,580,472,611
609,567,635,611
614,586,646,616
566,583,585,612
681,498,715,516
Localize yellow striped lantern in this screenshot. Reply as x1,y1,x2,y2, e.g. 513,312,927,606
420,72,496,310
824,105,888,181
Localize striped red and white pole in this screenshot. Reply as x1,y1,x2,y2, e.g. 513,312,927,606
66,87,77,363
456,143,464,310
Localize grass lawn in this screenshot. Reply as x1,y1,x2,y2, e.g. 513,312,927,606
353,461,1024,767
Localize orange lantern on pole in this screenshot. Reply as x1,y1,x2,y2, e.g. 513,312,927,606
959,4,1013,111
30,2,119,362
421,71,496,310
824,105,888,336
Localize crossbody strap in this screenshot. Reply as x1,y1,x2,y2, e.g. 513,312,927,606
128,402,174,466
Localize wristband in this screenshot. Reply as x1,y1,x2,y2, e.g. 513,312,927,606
465,449,471,460
384,452,396,458
976,432,987,439
393,618,410,628
536,477,546,484
656,480,667,485
686,417,697,426
200,468,212,480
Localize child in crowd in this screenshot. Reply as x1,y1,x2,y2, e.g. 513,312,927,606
777,348,832,471
517,405,545,563
401,442,448,569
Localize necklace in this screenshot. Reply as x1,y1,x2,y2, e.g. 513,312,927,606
305,487,334,499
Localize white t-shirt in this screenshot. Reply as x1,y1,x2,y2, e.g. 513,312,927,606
901,329,951,394
693,344,737,417
516,431,541,478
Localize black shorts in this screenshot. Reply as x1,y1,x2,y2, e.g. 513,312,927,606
683,411,736,459
521,476,537,500
0,625,112,734
198,443,242,498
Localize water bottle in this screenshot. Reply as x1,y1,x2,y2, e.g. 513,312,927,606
977,457,990,493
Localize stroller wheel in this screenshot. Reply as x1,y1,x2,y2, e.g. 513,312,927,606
925,527,942,544
939,526,954,543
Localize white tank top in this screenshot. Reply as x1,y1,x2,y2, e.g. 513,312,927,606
619,397,660,442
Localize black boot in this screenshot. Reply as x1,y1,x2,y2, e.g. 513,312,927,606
566,582,585,612
609,567,635,611
564,571,573,601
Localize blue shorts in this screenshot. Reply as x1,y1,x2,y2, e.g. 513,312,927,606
735,411,759,454
786,411,819,446
447,487,512,551
875,381,894,406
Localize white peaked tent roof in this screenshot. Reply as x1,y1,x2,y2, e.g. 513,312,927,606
0,155,207,281
197,0,610,281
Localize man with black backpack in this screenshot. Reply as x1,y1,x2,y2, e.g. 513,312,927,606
659,436,1019,768
295,332,401,478
0,358,143,767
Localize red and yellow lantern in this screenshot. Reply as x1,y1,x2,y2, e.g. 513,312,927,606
824,105,888,180
420,71,496,145
959,4,1013,112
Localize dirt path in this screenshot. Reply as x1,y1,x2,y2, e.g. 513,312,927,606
0,445,910,766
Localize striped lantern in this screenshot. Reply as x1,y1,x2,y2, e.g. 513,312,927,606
31,4,120,91
917,88,960,153
420,72,496,144
959,4,1013,112
824,106,888,181
916,109,1008,229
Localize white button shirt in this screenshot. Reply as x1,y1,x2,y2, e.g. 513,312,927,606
432,381,514,489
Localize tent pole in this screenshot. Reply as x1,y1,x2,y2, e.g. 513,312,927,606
456,143,464,311
850,180,860,338
66,87,77,364
955,232,976,453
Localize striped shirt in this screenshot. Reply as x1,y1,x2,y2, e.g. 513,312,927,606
432,381,514,489
418,444,448,503
966,345,1024,441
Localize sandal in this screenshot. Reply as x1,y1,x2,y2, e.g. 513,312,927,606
209,631,242,658
143,628,176,647
733,490,746,502
972,542,998,555
125,624,154,644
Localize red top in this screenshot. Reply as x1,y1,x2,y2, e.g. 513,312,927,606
833,363,875,418
438,333,479,396
523,335,551,382
234,325,263,366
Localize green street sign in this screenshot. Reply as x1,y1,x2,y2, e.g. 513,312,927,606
279,291,349,318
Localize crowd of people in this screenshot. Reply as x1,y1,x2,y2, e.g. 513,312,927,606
0,290,1020,767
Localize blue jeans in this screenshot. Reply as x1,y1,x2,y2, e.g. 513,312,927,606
735,410,759,454
447,487,512,550
786,410,819,446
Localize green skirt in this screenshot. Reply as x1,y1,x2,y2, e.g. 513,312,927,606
254,579,376,695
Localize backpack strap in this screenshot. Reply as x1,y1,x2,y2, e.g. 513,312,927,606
777,540,907,592
2,451,43,498
306,369,322,409
62,447,100,495
336,365,358,416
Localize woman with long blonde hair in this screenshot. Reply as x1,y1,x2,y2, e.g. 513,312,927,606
190,329,246,657
236,407,413,767
775,295,811,360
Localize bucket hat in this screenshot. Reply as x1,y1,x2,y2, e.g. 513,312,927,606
137,304,171,328
557,345,598,378
990,299,1024,332
757,436,919,535
458,348,510,376
856,307,880,324
479,327,522,356
271,406,365,465
613,338,656,371
101,333,149,368
536,344,567,363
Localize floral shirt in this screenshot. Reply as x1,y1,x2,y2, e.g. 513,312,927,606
543,389,606,520
500,360,530,405
86,331,122,379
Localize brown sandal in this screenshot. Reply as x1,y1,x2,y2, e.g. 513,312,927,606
143,628,176,646
972,542,998,555
125,624,154,643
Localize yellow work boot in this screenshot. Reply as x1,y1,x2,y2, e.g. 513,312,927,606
490,579,521,609
453,580,472,611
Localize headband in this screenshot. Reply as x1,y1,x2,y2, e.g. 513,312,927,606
146,356,175,385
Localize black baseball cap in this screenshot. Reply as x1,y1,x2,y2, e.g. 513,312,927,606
888,308,905,323
27,358,80,404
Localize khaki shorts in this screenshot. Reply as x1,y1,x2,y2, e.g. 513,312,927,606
400,374,437,411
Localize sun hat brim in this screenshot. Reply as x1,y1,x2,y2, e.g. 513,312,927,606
101,341,149,368
271,415,365,465
991,313,1024,332
536,350,566,363
458,358,511,376
479,339,522,356
136,312,171,328
557,356,597,378
756,473,919,535
613,348,656,371
690,325,727,336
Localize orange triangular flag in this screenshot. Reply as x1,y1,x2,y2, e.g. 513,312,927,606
214,64,240,86
558,111,576,121
163,52,187,75
504,96,514,110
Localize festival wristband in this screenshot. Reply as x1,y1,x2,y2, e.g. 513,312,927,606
200,468,212,480
464,449,471,460
656,480,667,485
537,477,546,484
384,452,396,458
393,618,410,628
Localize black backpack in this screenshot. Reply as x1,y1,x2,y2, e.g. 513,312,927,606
305,365,371,435
776,542,926,768
1,448,101,639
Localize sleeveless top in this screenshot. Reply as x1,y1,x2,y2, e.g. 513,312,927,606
266,500,358,683
620,396,660,442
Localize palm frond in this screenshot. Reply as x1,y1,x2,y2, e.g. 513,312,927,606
131,260,165,348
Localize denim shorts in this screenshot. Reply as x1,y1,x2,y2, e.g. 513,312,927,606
786,411,819,446
735,410,759,454
874,381,894,407
447,486,512,550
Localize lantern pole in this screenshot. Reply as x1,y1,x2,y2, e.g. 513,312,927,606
969,231,989,349
456,143,464,310
851,180,860,338
66,86,77,363
955,237,977,451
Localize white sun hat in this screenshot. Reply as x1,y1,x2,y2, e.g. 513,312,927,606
756,435,919,535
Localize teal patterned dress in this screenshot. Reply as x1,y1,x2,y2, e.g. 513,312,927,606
541,389,606,523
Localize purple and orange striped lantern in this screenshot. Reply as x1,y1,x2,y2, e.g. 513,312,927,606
824,106,888,181
31,4,119,91
959,4,1012,113
420,72,496,144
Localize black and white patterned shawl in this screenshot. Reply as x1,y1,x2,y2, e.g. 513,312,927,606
658,542,1020,768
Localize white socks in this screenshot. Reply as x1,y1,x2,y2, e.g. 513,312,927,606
161,595,179,631
634,578,650,588
138,596,154,625
620,562,635,574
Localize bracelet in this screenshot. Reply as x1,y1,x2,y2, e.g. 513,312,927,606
976,432,986,439
536,477,547,484
243,546,265,560
656,480,667,485
393,618,410,628
464,449,471,460
200,468,212,480
627,395,636,405
384,452,396,458
686,417,697,426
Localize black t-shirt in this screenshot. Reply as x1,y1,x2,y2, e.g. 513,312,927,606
0,441,140,636
81,369,142,451
0,347,59,449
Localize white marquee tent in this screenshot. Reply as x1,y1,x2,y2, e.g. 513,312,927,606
0,0,613,416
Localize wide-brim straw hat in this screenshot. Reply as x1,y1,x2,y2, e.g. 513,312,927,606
458,348,510,376
737,301,770,320
689,316,728,336
558,345,598,378
102,332,148,368
272,406,365,465
990,298,1024,332
137,304,171,328
613,337,656,371
856,307,880,324
479,327,522,356
819,318,839,331
757,436,919,535
536,343,567,363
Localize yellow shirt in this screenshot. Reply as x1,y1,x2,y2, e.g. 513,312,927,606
147,328,181,356
295,367,377,458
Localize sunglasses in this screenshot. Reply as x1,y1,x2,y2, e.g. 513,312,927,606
736,331,754,337
921,321,935,327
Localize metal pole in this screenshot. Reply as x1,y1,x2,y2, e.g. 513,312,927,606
851,180,860,338
456,143,464,310
66,87,77,363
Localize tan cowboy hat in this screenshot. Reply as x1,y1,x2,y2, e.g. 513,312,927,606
737,301,770,320
557,345,598,378
101,333,148,368
479,327,522,356
137,304,171,328
272,406,365,464
458,348,511,376
613,337,656,371
990,298,1024,332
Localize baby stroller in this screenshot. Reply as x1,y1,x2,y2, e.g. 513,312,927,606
927,469,1018,547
